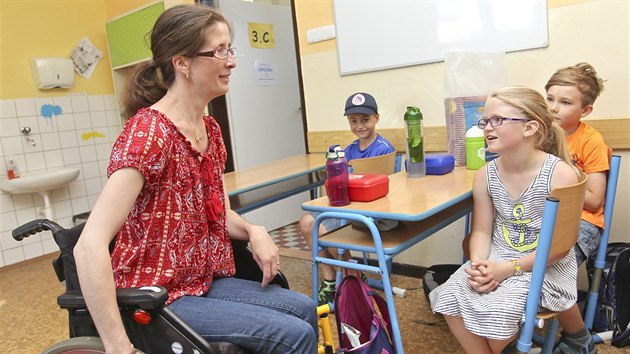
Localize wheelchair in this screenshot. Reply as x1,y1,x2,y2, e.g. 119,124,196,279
13,219,290,354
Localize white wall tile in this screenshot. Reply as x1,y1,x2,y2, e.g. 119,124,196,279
1,229,21,249
18,115,38,132
81,161,100,179
25,151,46,171
15,98,36,117
15,207,37,227
0,193,14,211
107,125,122,143
62,147,81,165
59,131,79,148
79,145,97,162
51,186,70,202
57,114,76,131
21,135,41,154
90,111,108,128
56,216,74,229
74,112,92,130
53,96,73,114
76,129,96,147
88,193,99,210
38,116,57,133
23,242,44,259
106,110,120,127
0,251,4,267
0,99,17,118
88,95,105,111
0,118,19,137
53,199,73,219
44,149,64,168
71,196,90,215
95,143,112,161
11,193,34,210
2,247,25,266
1,210,18,232
42,237,58,254
41,132,61,150
2,137,25,156
68,180,87,199
70,95,89,113
85,177,102,195
103,95,117,110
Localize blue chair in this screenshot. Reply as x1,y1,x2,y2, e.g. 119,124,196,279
583,155,622,342
516,171,588,354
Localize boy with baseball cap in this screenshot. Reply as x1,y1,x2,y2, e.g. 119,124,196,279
298,92,395,305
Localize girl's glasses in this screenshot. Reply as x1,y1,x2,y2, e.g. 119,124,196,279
477,116,529,129
196,47,236,60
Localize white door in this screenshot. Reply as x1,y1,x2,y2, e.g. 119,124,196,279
218,0,308,230
218,0,305,169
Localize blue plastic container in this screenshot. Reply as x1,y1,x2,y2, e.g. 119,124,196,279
426,154,455,175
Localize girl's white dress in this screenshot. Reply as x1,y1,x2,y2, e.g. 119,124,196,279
429,154,577,340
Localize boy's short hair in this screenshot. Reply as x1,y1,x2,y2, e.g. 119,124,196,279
344,92,378,116
544,62,605,107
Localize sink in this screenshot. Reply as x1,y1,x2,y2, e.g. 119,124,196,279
0,167,80,194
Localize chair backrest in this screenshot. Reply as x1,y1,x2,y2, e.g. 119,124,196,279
349,152,397,175
547,170,588,255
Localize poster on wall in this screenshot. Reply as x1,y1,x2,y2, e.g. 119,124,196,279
71,37,103,79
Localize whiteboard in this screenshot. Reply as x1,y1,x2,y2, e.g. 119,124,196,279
333,0,548,75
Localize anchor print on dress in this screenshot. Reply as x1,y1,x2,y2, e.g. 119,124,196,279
502,203,538,252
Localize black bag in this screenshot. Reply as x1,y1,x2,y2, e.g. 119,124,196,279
422,264,460,302
586,242,630,348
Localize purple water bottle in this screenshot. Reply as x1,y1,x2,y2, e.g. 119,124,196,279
326,144,350,206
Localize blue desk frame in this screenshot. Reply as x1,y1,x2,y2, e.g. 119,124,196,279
302,168,475,353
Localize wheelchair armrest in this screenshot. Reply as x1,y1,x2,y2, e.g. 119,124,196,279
58,286,169,310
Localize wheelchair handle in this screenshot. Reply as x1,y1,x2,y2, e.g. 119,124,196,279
12,218,64,241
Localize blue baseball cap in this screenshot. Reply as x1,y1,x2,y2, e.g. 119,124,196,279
344,92,378,116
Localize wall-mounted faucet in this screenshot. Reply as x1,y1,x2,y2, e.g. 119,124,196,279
21,126,36,146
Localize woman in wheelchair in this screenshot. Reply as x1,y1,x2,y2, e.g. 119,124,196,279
73,5,318,354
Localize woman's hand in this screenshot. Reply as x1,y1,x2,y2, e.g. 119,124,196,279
247,225,280,287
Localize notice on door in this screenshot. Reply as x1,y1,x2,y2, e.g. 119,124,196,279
248,22,275,49
253,61,278,86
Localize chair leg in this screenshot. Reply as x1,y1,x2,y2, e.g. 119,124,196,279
541,318,559,354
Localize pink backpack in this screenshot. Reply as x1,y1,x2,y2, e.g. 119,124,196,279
334,275,395,354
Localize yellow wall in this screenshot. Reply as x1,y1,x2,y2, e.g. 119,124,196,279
0,0,113,99
294,0,630,267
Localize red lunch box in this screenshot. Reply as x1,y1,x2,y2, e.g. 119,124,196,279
325,174,390,202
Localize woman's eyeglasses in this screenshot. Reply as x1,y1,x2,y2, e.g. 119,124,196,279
477,116,529,129
196,47,236,60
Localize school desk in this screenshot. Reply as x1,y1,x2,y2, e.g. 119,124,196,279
302,167,476,353
224,153,326,214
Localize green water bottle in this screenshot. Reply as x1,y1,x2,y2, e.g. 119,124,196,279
404,106,425,178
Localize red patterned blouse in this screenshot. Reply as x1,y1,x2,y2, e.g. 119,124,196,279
107,108,235,304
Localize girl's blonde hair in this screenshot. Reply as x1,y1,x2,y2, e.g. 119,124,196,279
544,62,605,107
488,87,572,166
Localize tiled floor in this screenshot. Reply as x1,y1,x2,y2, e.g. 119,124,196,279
269,221,309,252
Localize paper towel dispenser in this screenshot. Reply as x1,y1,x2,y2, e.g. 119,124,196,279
30,57,74,89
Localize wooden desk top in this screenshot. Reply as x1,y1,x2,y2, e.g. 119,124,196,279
302,167,476,221
224,154,325,195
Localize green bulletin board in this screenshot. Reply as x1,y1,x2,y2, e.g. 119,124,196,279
106,1,164,68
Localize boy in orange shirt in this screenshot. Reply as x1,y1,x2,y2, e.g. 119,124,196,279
545,62,610,354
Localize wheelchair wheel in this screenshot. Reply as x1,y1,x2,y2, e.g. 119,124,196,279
42,336,105,353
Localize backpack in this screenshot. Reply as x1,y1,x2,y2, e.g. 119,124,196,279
334,275,395,354
586,242,630,348
422,264,460,302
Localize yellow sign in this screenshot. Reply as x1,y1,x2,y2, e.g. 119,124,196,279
248,22,275,49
